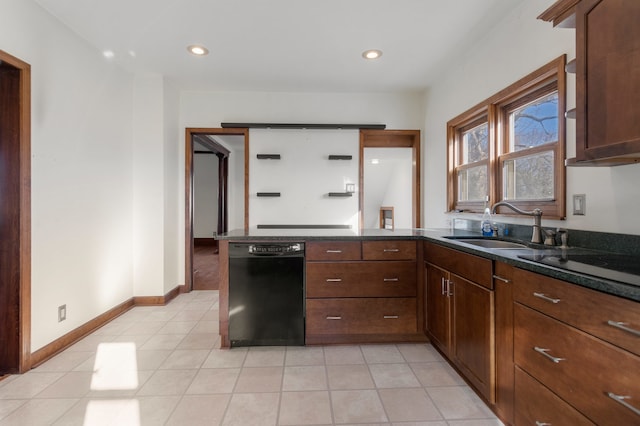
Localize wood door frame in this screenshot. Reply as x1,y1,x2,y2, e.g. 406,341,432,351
185,128,248,291
0,50,32,374
359,129,421,229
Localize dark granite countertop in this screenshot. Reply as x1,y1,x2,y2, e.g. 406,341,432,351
217,227,640,302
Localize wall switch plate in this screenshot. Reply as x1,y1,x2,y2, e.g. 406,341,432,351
345,183,355,193
58,304,66,322
573,194,586,215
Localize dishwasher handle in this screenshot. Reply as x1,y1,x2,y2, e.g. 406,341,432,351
249,243,303,255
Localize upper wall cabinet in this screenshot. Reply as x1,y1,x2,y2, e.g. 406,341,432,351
540,0,640,166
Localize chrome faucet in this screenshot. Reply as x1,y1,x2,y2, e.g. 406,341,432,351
490,201,543,244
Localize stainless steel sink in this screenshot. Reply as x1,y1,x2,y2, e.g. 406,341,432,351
456,239,528,249
443,236,528,249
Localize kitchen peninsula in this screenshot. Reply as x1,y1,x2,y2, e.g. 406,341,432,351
217,226,640,424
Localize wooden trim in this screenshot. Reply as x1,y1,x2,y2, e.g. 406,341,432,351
359,129,421,229
30,298,135,368
447,56,567,218
537,0,579,28
305,333,428,345
134,285,184,306
221,122,386,130
29,284,186,368
184,127,249,291
0,50,32,373
194,238,216,246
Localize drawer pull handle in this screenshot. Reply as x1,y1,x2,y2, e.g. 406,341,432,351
326,316,342,320
535,422,552,426
607,321,640,337
383,278,399,282
383,315,399,319
493,274,511,283
441,277,447,296
607,392,640,417
325,250,342,253
533,292,561,304
534,346,565,363
325,278,342,283
383,248,400,253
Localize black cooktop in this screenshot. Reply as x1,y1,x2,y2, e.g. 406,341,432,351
518,250,640,287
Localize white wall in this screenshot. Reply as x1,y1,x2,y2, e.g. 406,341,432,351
422,0,640,236
249,129,359,229
132,74,166,297
193,154,219,237
1,0,135,350
162,81,181,295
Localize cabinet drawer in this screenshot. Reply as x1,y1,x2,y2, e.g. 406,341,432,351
306,262,416,298
515,367,595,426
514,303,640,425
513,267,640,356
306,241,361,261
306,298,417,335
424,242,493,289
362,240,416,261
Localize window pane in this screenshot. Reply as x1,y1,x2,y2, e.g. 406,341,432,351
503,151,554,200
509,92,558,152
462,123,489,164
457,165,487,202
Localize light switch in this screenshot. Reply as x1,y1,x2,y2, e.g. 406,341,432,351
573,194,586,215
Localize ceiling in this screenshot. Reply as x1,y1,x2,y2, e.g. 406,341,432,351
34,0,526,93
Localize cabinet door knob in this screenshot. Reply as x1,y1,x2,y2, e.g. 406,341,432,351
492,274,511,283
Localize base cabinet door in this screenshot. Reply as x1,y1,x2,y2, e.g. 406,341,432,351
451,273,494,403
425,263,450,357
425,260,494,403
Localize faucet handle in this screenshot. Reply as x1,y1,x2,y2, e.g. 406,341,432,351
556,228,569,248
543,229,557,246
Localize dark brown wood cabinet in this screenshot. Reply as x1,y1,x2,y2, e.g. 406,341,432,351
513,267,640,424
493,262,516,425
305,239,425,345
540,0,640,165
575,0,640,164
424,242,495,403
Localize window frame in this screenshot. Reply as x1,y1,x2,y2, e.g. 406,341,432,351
447,55,567,219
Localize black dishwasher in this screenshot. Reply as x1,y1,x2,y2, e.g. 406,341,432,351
228,242,305,347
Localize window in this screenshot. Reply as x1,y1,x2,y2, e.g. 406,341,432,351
447,56,566,219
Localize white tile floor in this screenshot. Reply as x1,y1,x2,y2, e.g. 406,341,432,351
0,291,503,425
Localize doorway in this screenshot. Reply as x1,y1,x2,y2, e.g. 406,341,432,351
185,128,248,291
359,129,421,229
0,50,32,374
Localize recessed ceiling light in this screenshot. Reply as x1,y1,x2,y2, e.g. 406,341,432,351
187,45,209,56
362,49,382,60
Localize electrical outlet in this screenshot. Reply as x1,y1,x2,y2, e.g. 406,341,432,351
573,194,586,215
58,304,66,322
346,183,355,193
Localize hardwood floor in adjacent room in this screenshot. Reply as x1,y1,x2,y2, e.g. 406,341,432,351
193,240,219,291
